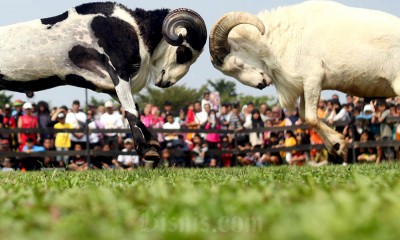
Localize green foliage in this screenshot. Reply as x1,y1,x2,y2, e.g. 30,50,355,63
207,78,237,103
135,84,208,110
237,93,278,107
206,78,278,107
0,91,13,107
1,164,400,239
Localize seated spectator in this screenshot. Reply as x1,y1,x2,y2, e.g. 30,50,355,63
192,142,206,167
220,135,233,167
42,138,58,168
284,130,297,163
116,138,140,170
237,142,256,166
1,158,15,172
357,129,378,163
21,138,45,171
258,132,282,166
170,135,190,167
244,109,264,148
68,144,89,171
159,149,171,168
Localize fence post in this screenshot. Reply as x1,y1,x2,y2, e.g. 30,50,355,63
85,89,91,165
233,131,238,166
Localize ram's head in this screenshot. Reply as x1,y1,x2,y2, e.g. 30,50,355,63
209,12,271,90
153,9,207,88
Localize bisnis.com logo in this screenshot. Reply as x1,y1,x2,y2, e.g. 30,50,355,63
138,207,263,233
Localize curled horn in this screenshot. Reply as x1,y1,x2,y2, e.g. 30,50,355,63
209,12,265,67
162,8,207,51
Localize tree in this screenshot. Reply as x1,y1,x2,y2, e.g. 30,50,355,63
135,84,208,111
237,93,278,108
0,91,13,107
207,78,237,103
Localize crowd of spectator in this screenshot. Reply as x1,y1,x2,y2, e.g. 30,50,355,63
0,93,399,171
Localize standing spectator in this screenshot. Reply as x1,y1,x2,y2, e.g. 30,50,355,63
36,101,52,144
116,138,140,170
150,107,165,144
54,112,73,167
219,103,230,131
228,102,245,144
87,109,104,148
141,103,153,128
68,144,89,171
18,102,39,151
100,101,123,151
201,91,212,112
205,110,221,149
162,113,180,147
2,104,17,150
161,100,175,122
317,98,327,119
185,103,198,140
65,100,87,149
259,103,270,122
12,99,24,123
195,102,210,129
372,100,395,160
244,109,264,148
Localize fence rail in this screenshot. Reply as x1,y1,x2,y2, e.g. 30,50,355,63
1,117,399,165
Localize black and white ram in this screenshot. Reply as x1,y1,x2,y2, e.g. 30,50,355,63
0,2,207,160
209,1,400,160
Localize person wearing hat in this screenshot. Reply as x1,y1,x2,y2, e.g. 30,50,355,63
11,99,24,123
116,138,140,169
54,111,74,167
17,102,39,152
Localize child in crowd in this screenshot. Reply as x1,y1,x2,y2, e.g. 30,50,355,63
54,112,73,167
116,138,140,170
68,144,88,171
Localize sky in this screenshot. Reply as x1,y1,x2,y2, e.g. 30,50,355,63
1,0,400,107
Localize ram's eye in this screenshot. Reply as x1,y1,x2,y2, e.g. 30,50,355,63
176,46,193,64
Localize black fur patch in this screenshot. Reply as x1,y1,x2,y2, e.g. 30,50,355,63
128,8,170,55
41,11,69,29
176,45,193,64
0,74,116,96
75,2,115,16
68,45,122,87
91,16,141,81
65,74,116,95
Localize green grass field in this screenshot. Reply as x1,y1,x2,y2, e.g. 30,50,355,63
1,164,400,240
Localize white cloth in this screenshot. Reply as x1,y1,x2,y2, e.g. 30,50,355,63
65,111,87,142
163,121,180,141
117,148,140,166
100,112,123,137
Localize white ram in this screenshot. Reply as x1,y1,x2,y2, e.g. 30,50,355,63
209,0,400,160
0,2,207,160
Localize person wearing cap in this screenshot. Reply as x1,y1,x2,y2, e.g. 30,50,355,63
21,137,45,170
17,102,39,152
116,138,140,169
65,100,87,149
100,100,123,151
11,99,24,123
54,111,74,167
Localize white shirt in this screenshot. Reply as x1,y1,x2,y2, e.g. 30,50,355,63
117,148,140,166
100,111,123,137
195,111,208,126
163,121,180,141
65,111,87,142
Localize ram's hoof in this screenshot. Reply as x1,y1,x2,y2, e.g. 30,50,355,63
148,140,161,150
143,148,160,161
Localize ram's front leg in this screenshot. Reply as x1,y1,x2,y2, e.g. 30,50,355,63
301,79,348,162
114,78,160,161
